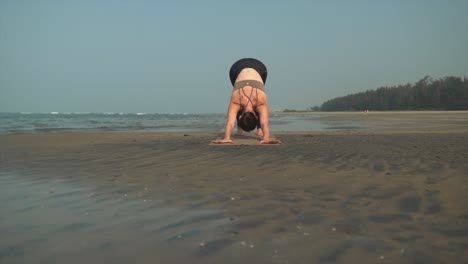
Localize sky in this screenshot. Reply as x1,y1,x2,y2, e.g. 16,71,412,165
1,0,467,113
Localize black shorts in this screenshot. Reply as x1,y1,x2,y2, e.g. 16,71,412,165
229,58,267,86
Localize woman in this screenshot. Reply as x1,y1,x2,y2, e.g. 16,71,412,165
212,58,281,144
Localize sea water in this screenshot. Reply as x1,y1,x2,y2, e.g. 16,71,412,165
0,112,366,134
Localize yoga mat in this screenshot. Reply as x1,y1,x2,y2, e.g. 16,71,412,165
209,133,281,146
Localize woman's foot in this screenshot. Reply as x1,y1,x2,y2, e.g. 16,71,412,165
256,128,264,137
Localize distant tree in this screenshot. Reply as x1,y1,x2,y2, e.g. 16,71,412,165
320,76,468,111
310,106,321,111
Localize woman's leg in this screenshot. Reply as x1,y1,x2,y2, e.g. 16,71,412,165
255,110,263,136
236,110,243,135
256,128,263,137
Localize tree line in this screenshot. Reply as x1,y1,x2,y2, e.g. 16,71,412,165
318,76,468,111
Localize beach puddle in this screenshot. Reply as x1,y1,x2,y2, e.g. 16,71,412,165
0,171,242,264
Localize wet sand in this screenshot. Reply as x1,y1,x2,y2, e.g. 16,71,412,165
1,111,468,264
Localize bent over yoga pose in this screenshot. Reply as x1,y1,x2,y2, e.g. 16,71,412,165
212,58,281,144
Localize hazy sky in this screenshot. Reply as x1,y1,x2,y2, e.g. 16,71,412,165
1,0,467,113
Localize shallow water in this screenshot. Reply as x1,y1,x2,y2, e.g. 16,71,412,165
0,112,370,134
0,171,236,264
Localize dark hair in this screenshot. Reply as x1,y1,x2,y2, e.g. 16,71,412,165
238,111,258,132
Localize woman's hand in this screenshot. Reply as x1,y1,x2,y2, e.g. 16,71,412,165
211,138,234,144
259,139,282,144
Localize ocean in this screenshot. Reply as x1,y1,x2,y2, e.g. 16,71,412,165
0,112,366,134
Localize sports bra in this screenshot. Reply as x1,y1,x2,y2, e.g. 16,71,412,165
239,86,258,111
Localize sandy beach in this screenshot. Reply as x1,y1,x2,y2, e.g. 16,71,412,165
1,111,467,264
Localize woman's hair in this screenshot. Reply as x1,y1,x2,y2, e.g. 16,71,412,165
238,111,258,132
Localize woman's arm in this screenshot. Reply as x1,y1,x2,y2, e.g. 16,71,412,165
257,102,282,144
223,101,240,140
212,100,240,144
257,104,272,141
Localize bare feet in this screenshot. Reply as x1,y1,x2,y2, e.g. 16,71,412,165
256,128,264,137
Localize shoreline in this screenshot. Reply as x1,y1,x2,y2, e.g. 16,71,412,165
1,111,467,135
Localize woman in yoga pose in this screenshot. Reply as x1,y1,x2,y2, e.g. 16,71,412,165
212,58,281,144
